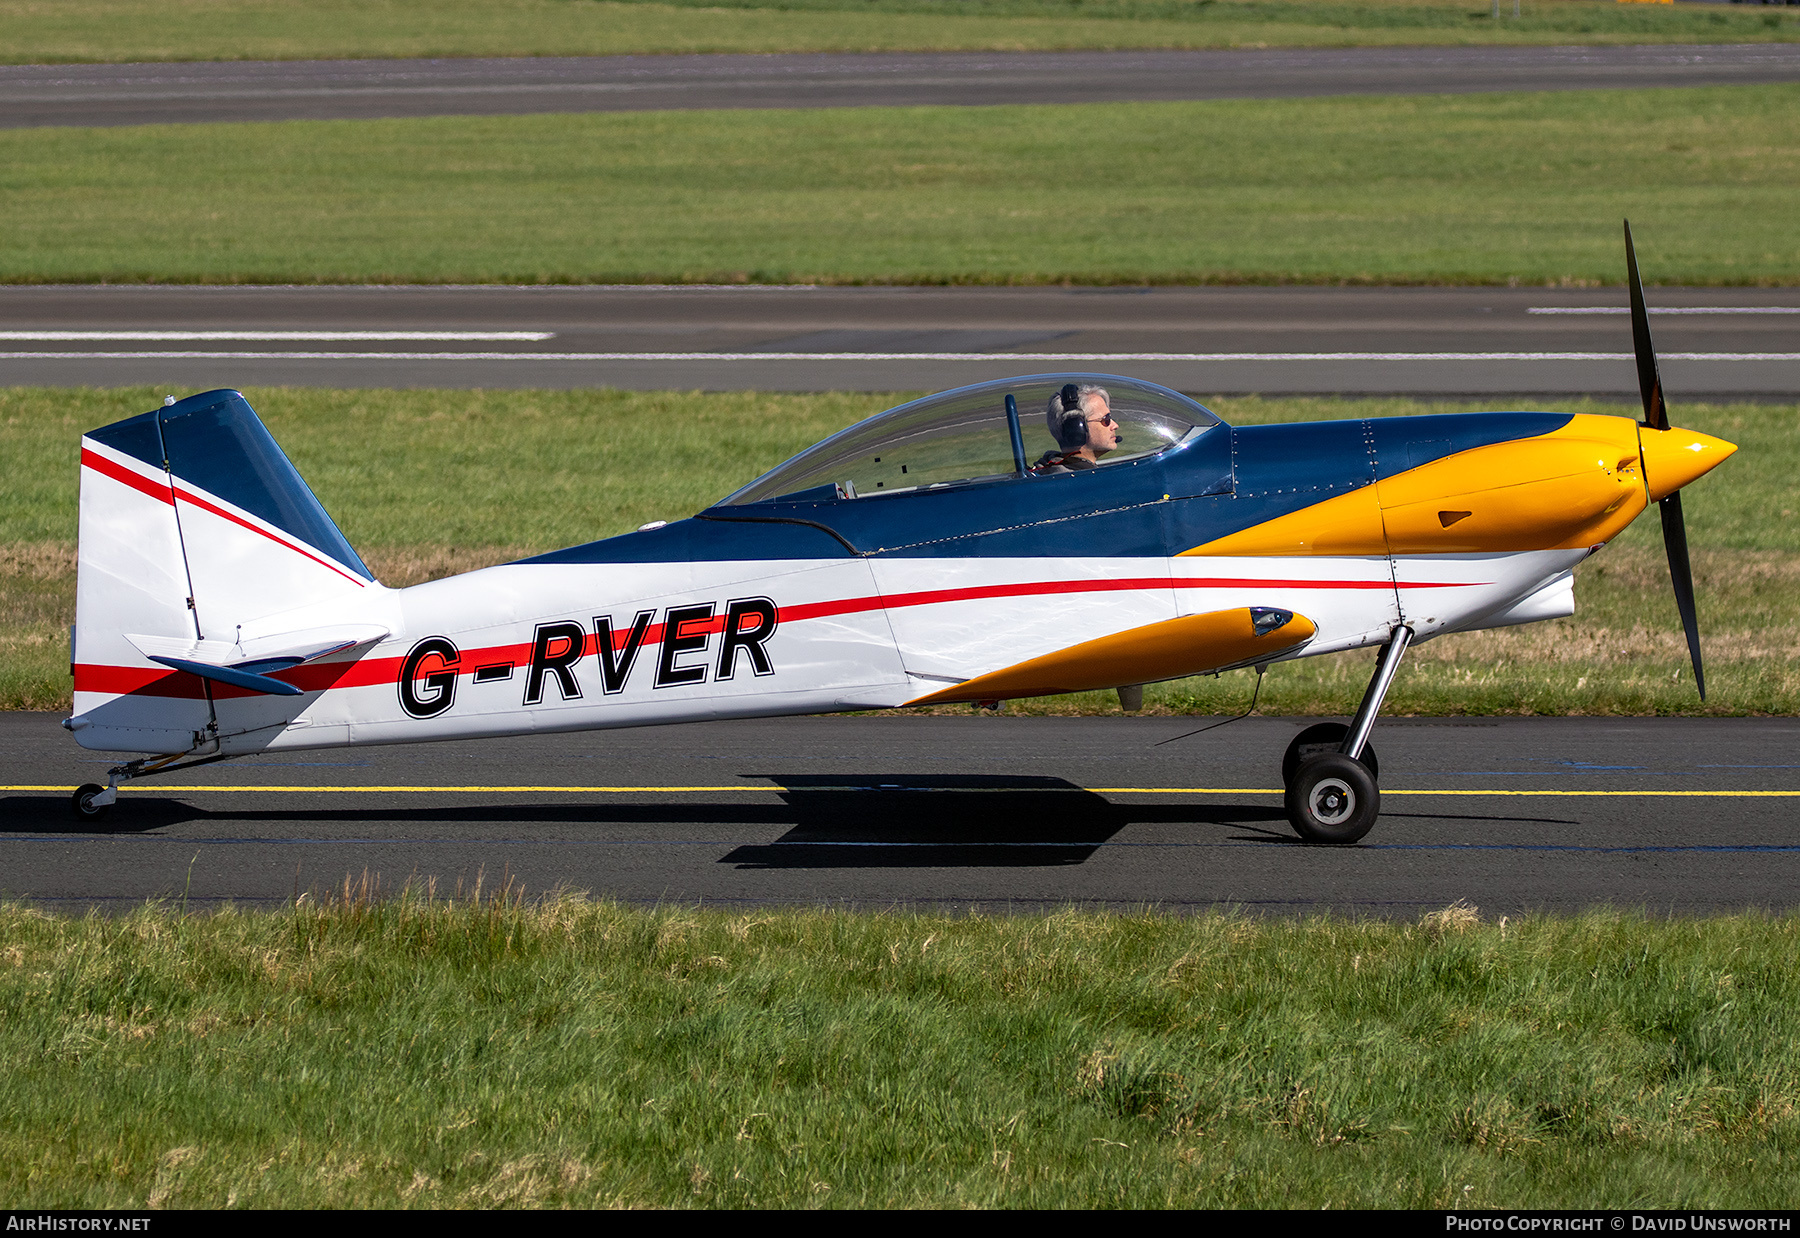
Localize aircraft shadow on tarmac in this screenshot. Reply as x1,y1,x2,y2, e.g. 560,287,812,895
719,774,1294,868
0,793,846,834
0,780,1575,864
4,778,1293,865
717,777,1576,865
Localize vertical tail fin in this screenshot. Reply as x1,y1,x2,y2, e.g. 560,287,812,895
73,390,376,752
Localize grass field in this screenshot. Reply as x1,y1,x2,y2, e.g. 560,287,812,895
3,387,1790,716
4,894,1799,1207
3,0,1795,64
5,86,1799,285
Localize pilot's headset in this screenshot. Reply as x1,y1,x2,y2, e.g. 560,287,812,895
1048,383,1088,450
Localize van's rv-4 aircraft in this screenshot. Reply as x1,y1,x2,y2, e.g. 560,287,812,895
65,227,1735,843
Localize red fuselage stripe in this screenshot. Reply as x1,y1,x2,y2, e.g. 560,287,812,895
80,448,366,588
169,483,368,587
80,447,174,506
75,571,1482,700
783,574,1410,625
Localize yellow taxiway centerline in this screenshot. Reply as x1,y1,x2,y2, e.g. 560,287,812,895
5,785,1800,797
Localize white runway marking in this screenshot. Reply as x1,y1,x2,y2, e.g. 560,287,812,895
0,331,554,341
9,784,1799,798
1528,307,1800,316
13,77,972,104
5,350,1799,362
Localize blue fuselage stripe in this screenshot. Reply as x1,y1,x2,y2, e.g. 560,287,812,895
525,411,1575,565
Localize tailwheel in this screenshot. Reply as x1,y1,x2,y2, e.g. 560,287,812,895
1285,753,1379,845
70,783,112,821
1281,722,1378,787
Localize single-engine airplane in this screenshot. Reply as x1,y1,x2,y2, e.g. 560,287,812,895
63,225,1735,843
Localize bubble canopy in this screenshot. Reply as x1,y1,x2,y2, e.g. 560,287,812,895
717,375,1221,507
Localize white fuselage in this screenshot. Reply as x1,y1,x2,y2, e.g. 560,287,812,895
79,546,1577,757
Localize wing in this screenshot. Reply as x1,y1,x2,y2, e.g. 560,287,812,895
905,606,1313,705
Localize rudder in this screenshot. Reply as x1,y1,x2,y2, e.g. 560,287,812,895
72,390,377,752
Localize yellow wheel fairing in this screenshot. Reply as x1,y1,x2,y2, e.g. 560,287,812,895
904,606,1316,705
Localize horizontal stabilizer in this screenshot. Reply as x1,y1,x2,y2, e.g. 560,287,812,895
126,625,389,671
147,656,305,697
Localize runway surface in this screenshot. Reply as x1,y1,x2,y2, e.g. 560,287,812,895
6,283,1797,396
4,44,1798,128
6,712,1798,916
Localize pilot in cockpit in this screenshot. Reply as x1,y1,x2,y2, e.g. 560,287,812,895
1033,382,1121,473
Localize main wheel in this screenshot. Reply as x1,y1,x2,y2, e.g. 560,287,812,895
70,783,112,821
1281,722,1378,788
1285,753,1379,844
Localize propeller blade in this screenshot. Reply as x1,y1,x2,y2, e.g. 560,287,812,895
1659,490,1706,701
1624,219,1668,431
1627,221,1705,699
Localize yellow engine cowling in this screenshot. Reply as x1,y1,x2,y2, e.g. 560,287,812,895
1377,415,1649,553
1183,414,1735,559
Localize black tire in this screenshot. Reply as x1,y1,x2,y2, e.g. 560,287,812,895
1285,753,1379,845
70,783,111,821
1281,722,1378,788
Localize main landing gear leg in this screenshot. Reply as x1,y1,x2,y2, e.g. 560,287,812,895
1284,625,1413,845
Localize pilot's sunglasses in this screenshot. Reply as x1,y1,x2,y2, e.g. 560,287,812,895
1089,414,1116,427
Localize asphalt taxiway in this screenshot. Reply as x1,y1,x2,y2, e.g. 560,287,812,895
5,283,1798,396
4,44,1798,128
5,712,1797,916
5,42,1795,397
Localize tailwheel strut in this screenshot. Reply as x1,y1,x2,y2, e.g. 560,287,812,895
67,749,239,821
1285,625,1412,845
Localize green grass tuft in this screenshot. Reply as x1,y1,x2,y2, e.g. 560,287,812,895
4,895,1800,1207
5,88,1799,285
2,0,1794,65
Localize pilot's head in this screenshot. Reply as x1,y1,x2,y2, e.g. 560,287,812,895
1046,383,1119,457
